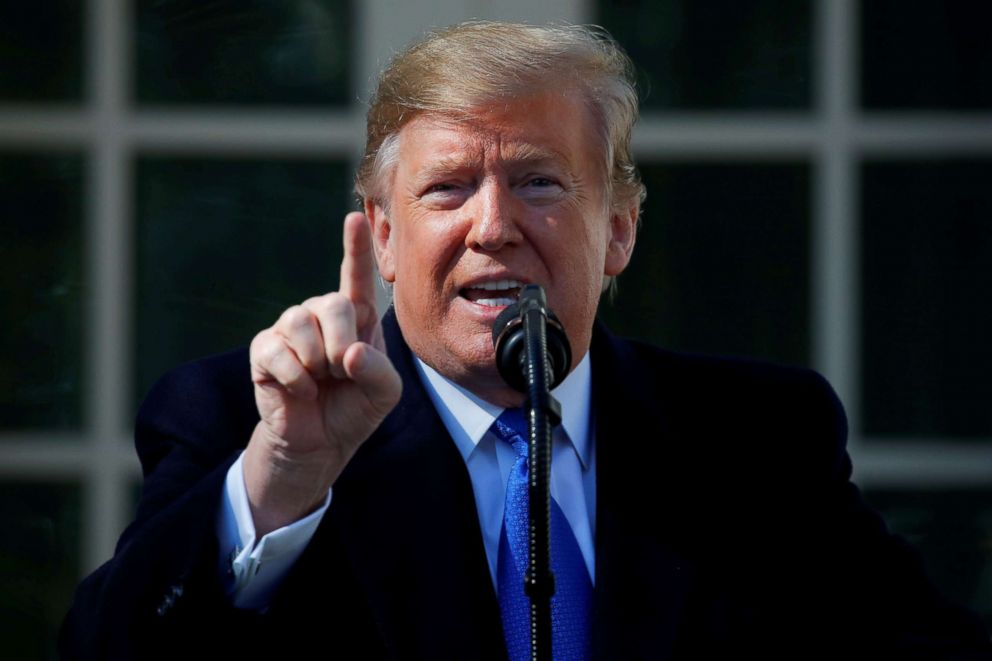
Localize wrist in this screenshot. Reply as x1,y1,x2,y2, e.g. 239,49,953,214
243,423,342,536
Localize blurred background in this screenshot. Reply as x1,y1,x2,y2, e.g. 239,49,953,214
1,0,990,657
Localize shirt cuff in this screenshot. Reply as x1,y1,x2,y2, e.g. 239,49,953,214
217,451,332,611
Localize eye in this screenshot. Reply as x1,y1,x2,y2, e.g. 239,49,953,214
419,181,463,199
517,175,563,203
419,180,470,209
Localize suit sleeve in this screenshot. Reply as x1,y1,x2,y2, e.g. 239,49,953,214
771,370,992,658
58,350,269,661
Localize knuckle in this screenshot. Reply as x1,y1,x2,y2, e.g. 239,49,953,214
259,343,286,371
250,330,278,361
313,292,354,320
301,294,327,310
278,305,312,331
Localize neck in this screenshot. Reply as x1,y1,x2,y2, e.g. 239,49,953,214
448,371,527,409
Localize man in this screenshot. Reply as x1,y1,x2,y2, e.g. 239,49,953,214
61,22,990,660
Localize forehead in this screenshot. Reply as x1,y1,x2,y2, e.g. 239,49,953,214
395,91,602,174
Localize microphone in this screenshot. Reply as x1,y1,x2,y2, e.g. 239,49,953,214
491,285,572,393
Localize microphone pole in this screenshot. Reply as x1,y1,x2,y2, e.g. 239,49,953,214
493,285,571,661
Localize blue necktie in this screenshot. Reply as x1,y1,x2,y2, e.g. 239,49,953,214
494,408,592,661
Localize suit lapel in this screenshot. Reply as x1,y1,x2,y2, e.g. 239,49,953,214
323,309,506,659
590,323,694,659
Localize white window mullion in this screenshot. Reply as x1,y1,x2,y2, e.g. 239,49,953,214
83,0,132,572
813,0,861,454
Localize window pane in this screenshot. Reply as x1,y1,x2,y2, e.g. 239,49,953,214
861,2,992,110
0,1,83,102
134,157,352,406
135,0,353,106
864,489,992,631
0,481,81,661
0,153,84,431
861,161,992,438
597,0,812,110
599,163,810,367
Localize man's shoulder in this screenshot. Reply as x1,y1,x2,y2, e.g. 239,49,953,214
594,327,849,476
135,348,256,472
138,348,254,428
145,346,252,392
598,327,841,412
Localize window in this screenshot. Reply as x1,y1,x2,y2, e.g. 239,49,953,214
2,1,990,651
598,0,992,625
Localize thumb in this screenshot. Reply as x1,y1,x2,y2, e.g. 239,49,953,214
343,342,403,414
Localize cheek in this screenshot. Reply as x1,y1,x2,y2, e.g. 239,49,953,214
563,218,610,278
392,220,463,300
545,237,604,314
561,224,611,311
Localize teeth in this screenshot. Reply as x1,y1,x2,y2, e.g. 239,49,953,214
476,297,516,307
476,279,524,291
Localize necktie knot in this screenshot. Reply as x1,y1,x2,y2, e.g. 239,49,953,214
493,408,529,459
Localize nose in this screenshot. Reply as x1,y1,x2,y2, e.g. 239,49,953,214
465,179,522,252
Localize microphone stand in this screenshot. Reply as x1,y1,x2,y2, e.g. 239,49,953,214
493,285,570,661
519,288,560,661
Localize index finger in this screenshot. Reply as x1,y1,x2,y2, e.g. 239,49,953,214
339,211,377,307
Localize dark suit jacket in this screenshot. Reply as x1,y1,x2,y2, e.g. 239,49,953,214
60,310,991,660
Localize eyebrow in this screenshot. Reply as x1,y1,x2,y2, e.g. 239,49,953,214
416,144,569,182
417,155,481,180
501,143,565,167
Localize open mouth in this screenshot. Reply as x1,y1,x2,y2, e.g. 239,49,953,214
459,279,525,307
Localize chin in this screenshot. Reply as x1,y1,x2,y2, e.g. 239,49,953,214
452,339,499,374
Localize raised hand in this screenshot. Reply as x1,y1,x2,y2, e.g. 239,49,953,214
243,212,402,536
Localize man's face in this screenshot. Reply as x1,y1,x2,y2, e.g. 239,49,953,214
368,91,637,406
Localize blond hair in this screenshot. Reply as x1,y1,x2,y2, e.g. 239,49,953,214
354,21,645,215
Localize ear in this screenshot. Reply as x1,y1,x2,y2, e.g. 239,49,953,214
364,198,396,283
604,202,638,277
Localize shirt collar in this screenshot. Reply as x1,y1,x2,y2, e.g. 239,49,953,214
414,352,593,470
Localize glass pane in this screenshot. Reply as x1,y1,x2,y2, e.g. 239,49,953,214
135,0,353,106
0,1,83,102
0,153,84,431
598,0,812,110
861,2,992,110
0,481,81,661
134,157,352,406
599,162,810,367
864,489,992,631
861,161,992,438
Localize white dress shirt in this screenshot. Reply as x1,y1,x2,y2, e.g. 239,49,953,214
218,353,597,609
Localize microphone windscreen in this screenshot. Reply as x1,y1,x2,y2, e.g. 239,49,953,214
491,286,571,393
